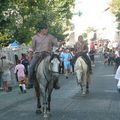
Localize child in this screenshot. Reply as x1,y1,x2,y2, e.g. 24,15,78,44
14,60,26,93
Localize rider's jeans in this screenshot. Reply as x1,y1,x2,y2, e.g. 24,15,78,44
28,54,40,85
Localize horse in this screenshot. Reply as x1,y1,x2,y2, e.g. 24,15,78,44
33,52,60,117
74,56,91,96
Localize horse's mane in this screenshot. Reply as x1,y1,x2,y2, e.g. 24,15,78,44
36,55,52,82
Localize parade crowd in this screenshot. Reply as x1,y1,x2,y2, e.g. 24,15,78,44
1,24,120,94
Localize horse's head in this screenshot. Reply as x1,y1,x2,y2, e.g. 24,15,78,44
50,54,60,73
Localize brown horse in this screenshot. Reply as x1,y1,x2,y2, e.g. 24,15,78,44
74,56,91,95
34,53,59,117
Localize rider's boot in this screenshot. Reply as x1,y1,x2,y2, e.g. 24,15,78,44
53,77,60,89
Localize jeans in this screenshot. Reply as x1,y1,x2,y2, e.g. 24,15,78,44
28,52,49,85
28,54,40,85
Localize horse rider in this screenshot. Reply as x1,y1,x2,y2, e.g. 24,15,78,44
28,23,64,89
74,35,92,74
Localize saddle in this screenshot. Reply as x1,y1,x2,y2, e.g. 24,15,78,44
34,51,50,74
74,52,92,74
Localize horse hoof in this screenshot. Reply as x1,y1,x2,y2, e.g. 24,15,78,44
43,113,48,118
81,91,86,96
47,111,52,117
36,109,42,114
86,90,89,94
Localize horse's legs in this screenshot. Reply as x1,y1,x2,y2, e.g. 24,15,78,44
47,94,51,112
47,88,53,112
82,85,86,95
81,74,87,95
34,83,42,114
79,74,85,95
80,82,83,92
43,91,49,118
86,82,89,94
86,74,90,94
37,97,41,109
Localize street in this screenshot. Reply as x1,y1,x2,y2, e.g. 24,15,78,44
0,54,120,120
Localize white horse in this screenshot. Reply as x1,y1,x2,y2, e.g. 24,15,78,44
34,53,60,118
74,56,91,95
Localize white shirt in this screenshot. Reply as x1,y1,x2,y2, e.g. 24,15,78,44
115,65,120,80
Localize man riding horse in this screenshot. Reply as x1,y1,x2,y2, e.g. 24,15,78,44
28,22,63,89
74,35,92,74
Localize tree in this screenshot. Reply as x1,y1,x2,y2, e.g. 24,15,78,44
0,33,11,46
110,0,120,29
0,0,74,45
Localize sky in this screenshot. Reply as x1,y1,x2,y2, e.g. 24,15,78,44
72,0,117,40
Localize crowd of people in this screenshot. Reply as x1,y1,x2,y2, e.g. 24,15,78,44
0,49,33,93
0,46,76,92
2,22,120,94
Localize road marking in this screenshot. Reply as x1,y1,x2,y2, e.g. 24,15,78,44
104,90,117,93
100,74,115,77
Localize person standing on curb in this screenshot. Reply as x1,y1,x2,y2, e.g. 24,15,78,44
0,56,14,92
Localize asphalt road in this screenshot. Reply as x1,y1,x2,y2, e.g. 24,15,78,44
0,54,120,120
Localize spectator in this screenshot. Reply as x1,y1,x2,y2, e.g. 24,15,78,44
89,48,96,66
113,50,120,73
115,65,120,92
14,60,27,93
61,48,72,79
69,48,75,73
21,54,30,87
27,48,33,63
14,54,19,65
59,48,64,74
21,54,30,77
0,56,14,92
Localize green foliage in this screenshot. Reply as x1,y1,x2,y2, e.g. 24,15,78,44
110,0,120,30
0,0,74,45
110,0,120,14
0,33,11,46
